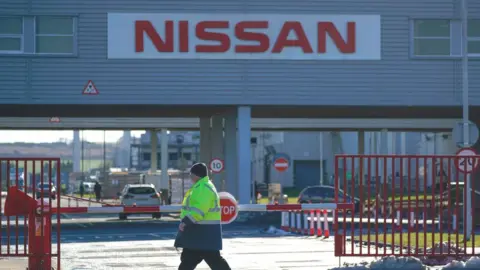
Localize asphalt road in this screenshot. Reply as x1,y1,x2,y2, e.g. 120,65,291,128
0,194,108,214
1,220,375,269
0,213,468,269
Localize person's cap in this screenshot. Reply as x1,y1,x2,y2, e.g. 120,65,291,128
190,163,208,178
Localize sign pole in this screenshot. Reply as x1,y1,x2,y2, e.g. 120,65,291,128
461,0,472,241
319,132,324,185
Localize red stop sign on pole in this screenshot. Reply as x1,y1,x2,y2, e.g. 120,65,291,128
218,192,238,224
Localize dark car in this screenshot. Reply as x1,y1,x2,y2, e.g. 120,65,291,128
297,185,360,212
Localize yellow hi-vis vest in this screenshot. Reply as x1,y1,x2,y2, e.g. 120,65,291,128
180,176,221,225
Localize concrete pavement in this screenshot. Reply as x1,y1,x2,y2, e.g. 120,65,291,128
0,257,27,270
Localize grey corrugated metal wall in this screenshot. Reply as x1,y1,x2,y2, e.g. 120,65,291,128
0,0,479,106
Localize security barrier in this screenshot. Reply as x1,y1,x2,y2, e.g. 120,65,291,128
334,154,479,260
0,158,61,270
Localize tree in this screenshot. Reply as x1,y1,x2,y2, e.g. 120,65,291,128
61,161,74,173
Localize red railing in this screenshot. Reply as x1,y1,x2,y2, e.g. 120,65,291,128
0,158,61,269
334,154,479,264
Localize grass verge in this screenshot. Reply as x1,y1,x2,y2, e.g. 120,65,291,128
257,198,298,204
355,233,480,248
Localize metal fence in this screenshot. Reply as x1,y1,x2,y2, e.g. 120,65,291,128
334,154,479,260
169,170,192,204
0,158,61,269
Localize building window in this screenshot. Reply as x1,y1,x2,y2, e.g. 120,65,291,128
413,19,450,56
35,16,74,54
169,153,178,161
0,16,23,53
468,19,480,55
183,153,192,161
142,153,151,161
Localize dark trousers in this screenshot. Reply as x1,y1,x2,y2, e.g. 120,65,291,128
179,248,231,270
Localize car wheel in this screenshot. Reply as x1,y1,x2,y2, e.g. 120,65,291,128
119,214,127,220
152,213,161,219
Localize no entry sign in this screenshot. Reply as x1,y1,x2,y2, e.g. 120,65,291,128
456,148,480,174
274,157,289,172
209,158,224,173
218,192,238,224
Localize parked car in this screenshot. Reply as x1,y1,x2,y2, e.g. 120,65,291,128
36,183,57,200
297,185,360,212
118,184,162,220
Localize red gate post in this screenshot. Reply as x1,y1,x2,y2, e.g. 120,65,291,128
28,199,52,270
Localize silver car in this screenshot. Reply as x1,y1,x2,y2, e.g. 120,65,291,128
118,184,162,220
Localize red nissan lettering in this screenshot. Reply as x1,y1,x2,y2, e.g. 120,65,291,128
272,21,313,53
195,21,230,53
178,21,189,52
235,21,269,53
317,22,356,53
135,20,174,52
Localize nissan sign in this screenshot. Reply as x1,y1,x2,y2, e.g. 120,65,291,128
108,13,381,60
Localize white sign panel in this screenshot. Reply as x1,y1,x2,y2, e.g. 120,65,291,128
108,13,381,60
209,158,224,173
456,148,480,174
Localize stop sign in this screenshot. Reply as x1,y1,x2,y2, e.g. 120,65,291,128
218,192,238,224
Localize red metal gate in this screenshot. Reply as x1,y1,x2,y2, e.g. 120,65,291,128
334,154,479,261
0,158,61,269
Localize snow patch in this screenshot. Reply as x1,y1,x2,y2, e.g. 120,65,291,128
329,256,427,270
414,242,474,266
261,226,292,236
441,257,480,269
370,256,427,269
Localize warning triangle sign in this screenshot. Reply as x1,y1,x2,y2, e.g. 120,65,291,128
82,80,99,95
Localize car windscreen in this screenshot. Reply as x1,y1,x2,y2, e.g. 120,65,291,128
128,187,155,195
38,184,51,188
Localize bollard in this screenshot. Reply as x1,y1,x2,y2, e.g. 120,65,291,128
303,211,309,235
28,198,52,270
295,211,302,234
395,210,401,231
309,210,315,236
316,210,322,237
280,212,289,231
409,211,415,232
290,210,295,232
453,211,457,232
323,210,330,238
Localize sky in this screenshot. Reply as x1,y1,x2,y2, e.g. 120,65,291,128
0,130,146,143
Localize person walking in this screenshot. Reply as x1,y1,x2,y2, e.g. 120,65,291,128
79,181,85,199
94,181,102,202
174,163,231,270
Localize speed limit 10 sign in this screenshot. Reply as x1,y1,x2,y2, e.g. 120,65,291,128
209,158,224,173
